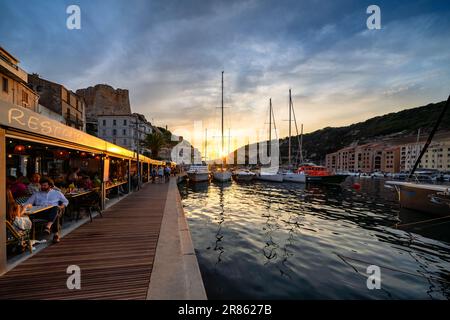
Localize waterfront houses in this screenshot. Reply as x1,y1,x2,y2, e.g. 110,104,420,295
326,138,450,173
0,47,38,112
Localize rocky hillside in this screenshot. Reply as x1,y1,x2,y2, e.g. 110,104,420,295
234,99,450,165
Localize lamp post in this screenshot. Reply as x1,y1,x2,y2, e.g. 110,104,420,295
131,114,145,191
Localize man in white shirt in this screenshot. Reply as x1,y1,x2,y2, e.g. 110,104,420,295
24,177,69,243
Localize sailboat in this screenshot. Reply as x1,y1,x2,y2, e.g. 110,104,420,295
213,71,232,182
257,98,284,182
282,89,306,183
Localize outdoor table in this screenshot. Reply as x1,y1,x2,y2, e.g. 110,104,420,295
64,189,95,220
24,205,55,215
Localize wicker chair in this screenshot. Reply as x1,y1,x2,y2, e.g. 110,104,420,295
5,220,33,254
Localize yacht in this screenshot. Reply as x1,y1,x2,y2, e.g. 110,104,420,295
298,163,349,184
233,169,256,182
187,165,210,182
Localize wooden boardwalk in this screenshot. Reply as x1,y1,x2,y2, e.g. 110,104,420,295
0,182,169,300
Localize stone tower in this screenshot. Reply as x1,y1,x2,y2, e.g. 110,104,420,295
76,84,131,136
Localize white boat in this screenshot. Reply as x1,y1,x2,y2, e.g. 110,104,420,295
187,165,210,182
385,181,450,216
257,171,284,182
233,169,256,182
282,171,306,183
371,172,385,179
213,169,232,182
257,98,283,183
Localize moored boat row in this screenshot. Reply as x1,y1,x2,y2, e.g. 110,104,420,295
185,163,348,184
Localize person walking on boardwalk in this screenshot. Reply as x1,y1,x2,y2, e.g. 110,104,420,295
164,166,171,183
151,168,157,183
157,166,164,183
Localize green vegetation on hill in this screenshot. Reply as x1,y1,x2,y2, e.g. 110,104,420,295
281,100,449,163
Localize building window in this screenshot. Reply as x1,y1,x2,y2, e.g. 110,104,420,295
124,139,127,145
22,91,28,103
2,77,8,93
113,129,117,136
123,119,127,126
103,129,106,136
102,119,106,126
113,119,117,126
123,129,126,135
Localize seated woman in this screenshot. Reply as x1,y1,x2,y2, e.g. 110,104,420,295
6,190,32,234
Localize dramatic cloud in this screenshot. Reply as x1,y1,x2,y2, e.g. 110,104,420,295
1,0,450,151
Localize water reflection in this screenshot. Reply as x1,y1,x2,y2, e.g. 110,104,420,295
180,178,450,299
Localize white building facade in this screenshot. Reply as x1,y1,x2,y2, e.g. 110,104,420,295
97,113,153,154
400,139,450,172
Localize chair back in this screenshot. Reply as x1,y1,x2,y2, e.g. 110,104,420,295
5,220,21,242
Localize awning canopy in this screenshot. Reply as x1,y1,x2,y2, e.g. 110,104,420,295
0,99,173,164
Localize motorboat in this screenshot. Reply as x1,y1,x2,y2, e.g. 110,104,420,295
213,168,232,182
297,163,349,184
233,169,256,182
187,165,210,182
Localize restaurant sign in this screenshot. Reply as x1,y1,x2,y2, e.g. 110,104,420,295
0,100,129,156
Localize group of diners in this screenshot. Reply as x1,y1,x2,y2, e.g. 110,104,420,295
6,176,68,244
6,169,101,245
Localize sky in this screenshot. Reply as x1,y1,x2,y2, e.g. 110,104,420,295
1,0,450,159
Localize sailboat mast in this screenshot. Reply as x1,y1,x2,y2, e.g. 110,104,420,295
228,128,230,154
221,71,224,159
205,128,208,162
300,124,304,163
269,98,272,143
289,89,292,167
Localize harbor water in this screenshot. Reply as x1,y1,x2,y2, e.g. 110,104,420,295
178,178,450,299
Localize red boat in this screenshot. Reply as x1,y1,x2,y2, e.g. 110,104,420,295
296,163,349,184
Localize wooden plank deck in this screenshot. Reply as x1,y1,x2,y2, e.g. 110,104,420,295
0,182,169,300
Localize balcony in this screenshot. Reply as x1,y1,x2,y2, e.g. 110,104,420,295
0,54,28,83
65,113,84,128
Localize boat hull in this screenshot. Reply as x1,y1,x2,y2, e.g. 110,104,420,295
306,175,349,184
257,173,284,182
213,171,232,182
233,174,255,182
386,181,449,216
187,172,210,182
283,173,306,183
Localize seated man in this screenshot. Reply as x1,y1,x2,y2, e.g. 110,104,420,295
23,177,69,243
